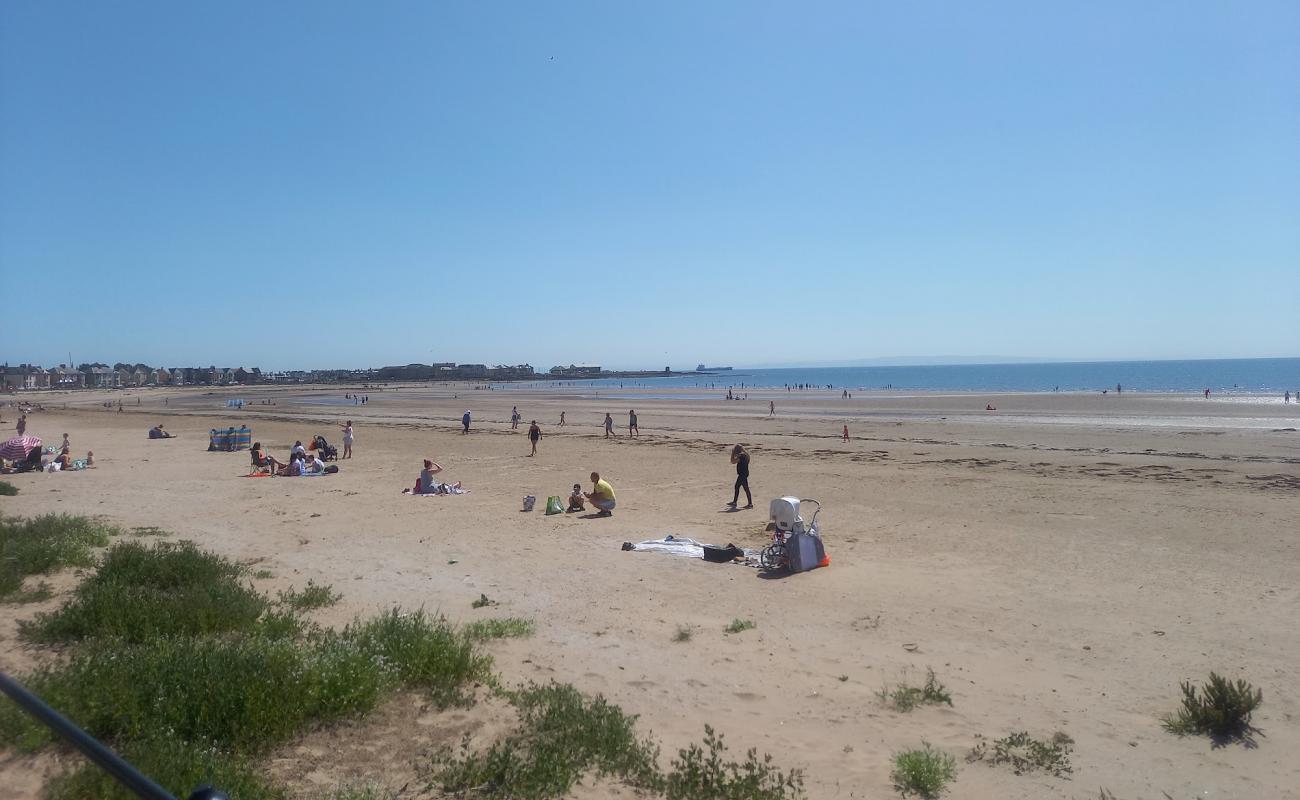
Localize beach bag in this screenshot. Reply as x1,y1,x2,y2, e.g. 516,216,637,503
324,464,339,474
545,495,564,515
787,532,827,573
522,495,536,512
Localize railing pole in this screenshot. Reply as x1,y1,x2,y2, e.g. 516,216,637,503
0,670,184,800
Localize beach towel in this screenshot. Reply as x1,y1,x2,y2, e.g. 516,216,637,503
623,536,763,565
404,484,468,495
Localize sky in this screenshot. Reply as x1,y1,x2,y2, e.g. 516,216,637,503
2,1,1297,371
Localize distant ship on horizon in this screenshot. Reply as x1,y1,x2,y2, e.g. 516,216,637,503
696,364,734,371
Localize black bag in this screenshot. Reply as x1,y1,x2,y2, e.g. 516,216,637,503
703,543,743,563
324,464,339,474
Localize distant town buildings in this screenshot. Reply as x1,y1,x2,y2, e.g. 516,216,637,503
1,360,556,390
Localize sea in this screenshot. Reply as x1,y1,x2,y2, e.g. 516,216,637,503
490,358,1300,396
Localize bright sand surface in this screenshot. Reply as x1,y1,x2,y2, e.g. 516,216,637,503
2,385,1299,799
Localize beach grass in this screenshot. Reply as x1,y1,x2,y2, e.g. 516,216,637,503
877,669,953,712
967,731,1073,777
277,579,342,611
19,540,268,644
663,724,804,800
673,625,694,642
46,734,283,800
1162,673,1262,739
463,617,535,640
725,618,756,634
0,513,114,601
892,743,956,798
435,681,661,798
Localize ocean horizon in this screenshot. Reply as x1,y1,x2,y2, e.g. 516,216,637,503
497,357,1300,396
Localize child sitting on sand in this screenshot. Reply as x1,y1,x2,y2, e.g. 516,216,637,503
85,451,94,467
567,483,586,512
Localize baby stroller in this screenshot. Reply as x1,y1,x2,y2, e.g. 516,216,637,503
311,435,339,461
761,498,828,573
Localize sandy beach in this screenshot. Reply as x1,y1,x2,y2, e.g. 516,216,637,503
2,384,1298,799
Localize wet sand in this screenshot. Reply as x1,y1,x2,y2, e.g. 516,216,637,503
2,385,1298,798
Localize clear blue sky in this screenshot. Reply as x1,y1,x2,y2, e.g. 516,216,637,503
2,1,1297,370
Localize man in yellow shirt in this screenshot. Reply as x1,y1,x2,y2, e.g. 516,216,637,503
585,472,616,516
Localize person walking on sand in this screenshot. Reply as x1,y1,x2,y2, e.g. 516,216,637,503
604,413,614,438
16,414,25,435
584,472,616,516
528,420,542,456
559,411,566,426
769,400,775,417
842,425,849,442
628,409,639,438
340,420,354,459
727,444,752,509
462,410,471,434
511,406,520,430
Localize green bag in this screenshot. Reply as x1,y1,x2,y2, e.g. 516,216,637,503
545,495,564,515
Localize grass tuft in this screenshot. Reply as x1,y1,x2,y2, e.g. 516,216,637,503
20,540,268,643
472,593,498,609
892,743,955,798
0,481,18,496
435,681,661,798
464,617,535,640
1162,672,1262,740
129,526,167,536
725,618,756,634
664,724,804,800
967,731,1073,777
277,579,342,611
877,669,953,712
0,514,114,600
673,625,694,643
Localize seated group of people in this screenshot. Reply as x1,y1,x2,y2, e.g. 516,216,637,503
148,424,174,439
250,440,330,476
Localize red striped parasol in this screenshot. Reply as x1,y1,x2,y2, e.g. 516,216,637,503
0,435,42,460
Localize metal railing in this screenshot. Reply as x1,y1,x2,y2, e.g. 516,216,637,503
0,671,229,800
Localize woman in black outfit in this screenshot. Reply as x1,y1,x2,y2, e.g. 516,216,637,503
728,444,752,509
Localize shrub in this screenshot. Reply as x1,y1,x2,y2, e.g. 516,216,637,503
277,579,342,611
967,731,1073,777
725,618,756,634
436,682,660,798
20,540,268,643
892,743,955,798
46,734,283,800
0,480,17,496
663,725,804,800
343,608,493,706
877,669,952,712
0,514,114,600
1163,673,1262,738
673,625,694,642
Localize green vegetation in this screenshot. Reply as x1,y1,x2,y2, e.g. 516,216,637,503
464,617,535,640
1163,672,1262,739
436,682,660,798
322,782,398,800
472,593,498,608
2,532,803,800
253,569,275,579
0,514,114,601
967,731,1073,777
129,526,166,536
0,480,18,496
892,743,956,798
725,618,756,634
877,669,953,712
45,735,282,800
277,579,342,611
673,625,694,642
436,695,803,800
662,724,804,800
20,540,269,644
